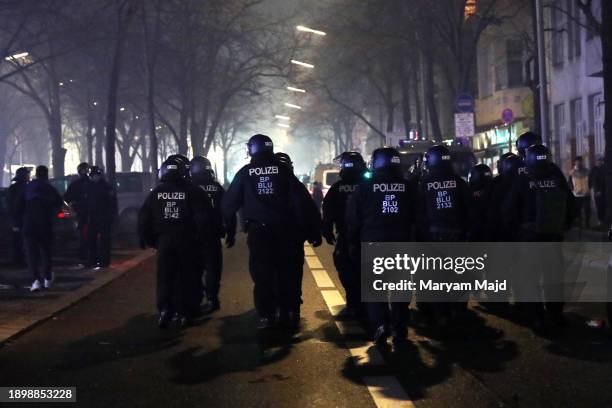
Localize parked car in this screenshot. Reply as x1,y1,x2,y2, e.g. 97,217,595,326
51,172,153,224
0,187,77,262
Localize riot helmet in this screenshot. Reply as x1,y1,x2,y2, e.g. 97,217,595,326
159,157,185,182
499,153,520,177
89,166,103,182
274,152,294,172
190,156,213,179
424,144,452,171
247,134,274,157
371,147,401,171
516,131,542,159
525,144,552,176
335,151,366,177
168,154,190,178
468,164,492,189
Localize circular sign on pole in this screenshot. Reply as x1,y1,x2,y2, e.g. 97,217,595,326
502,108,514,124
455,93,475,113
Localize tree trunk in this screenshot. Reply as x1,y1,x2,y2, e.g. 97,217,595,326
142,0,161,180
105,2,135,185
178,107,189,155
424,51,443,141
412,61,423,137
0,131,7,186
602,0,612,224
94,115,104,168
49,79,65,177
400,68,412,136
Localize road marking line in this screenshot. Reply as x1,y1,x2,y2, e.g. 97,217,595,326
304,246,315,256
346,342,385,366
320,289,346,316
362,376,414,408
305,256,323,269
311,269,335,288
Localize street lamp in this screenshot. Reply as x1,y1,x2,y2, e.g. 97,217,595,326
275,115,291,120
287,86,306,93
278,123,290,128
284,103,302,110
296,25,326,36
290,59,314,69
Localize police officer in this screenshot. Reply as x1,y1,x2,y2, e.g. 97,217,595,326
505,144,575,330
468,164,493,241
322,151,367,317
85,166,117,267
222,134,322,330
274,151,322,327
190,155,236,313
18,166,63,292
417,145,472,325
138,157,212,328
7,167,30,265
488,153,521,242
346,147,416,350
64,162,90,264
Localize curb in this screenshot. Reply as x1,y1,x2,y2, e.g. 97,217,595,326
0,250,155,346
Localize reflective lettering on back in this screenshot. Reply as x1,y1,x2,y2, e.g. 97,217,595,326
338,184,357,193
157,191,187,220
249,166,278,196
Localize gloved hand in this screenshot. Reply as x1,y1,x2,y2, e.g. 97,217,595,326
225,235,236,248
323,233,336,246
309,236,322,248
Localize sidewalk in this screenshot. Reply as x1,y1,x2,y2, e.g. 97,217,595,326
0,248,154,345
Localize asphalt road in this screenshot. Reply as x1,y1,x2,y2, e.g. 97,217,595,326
1,234,612,407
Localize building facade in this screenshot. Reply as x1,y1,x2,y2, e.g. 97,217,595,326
547,0,604,172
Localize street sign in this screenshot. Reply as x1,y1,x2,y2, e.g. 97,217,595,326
502,108,514,124
454,113,475,138
455,93,475,113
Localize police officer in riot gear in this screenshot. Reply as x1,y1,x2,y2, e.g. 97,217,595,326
322,151,367,317
418,145,472,241
505,144,575,330
222,135,322,330
488,153,521,242
346,147,416,350
85,166,117,267
168,154,191,179
139,157,212,328
417,145,472,325
64,162,91,264
468,164,493,241
190,155,236,313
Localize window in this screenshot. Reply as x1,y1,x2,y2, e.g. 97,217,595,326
553,103,566,147
570,98,584,154
572,0,581,58
478,45,493,97
566,0,574,60
589,93,605,156
506,38,524,87
551,3,565,66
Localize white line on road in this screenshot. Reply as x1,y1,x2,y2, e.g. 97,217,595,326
311,269,335,288
362,376,414,408
305,244,414,407
305,256,323,270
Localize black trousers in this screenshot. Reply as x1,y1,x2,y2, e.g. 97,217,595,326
333,235,361,309
24,236,53,281
368,301,409,337
594,192,606,224
575,196,591,227
156,235,197,316
202,238,223,303
11,228,24,264
247,224,303,318
77,219,88,262
87,218,111,266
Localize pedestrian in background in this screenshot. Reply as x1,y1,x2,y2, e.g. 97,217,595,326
568,156,591,228
85,166,117,268
312,181,324,212
589,156,606,228
18,165,62,292
7,167,30,265
64,162,90,265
